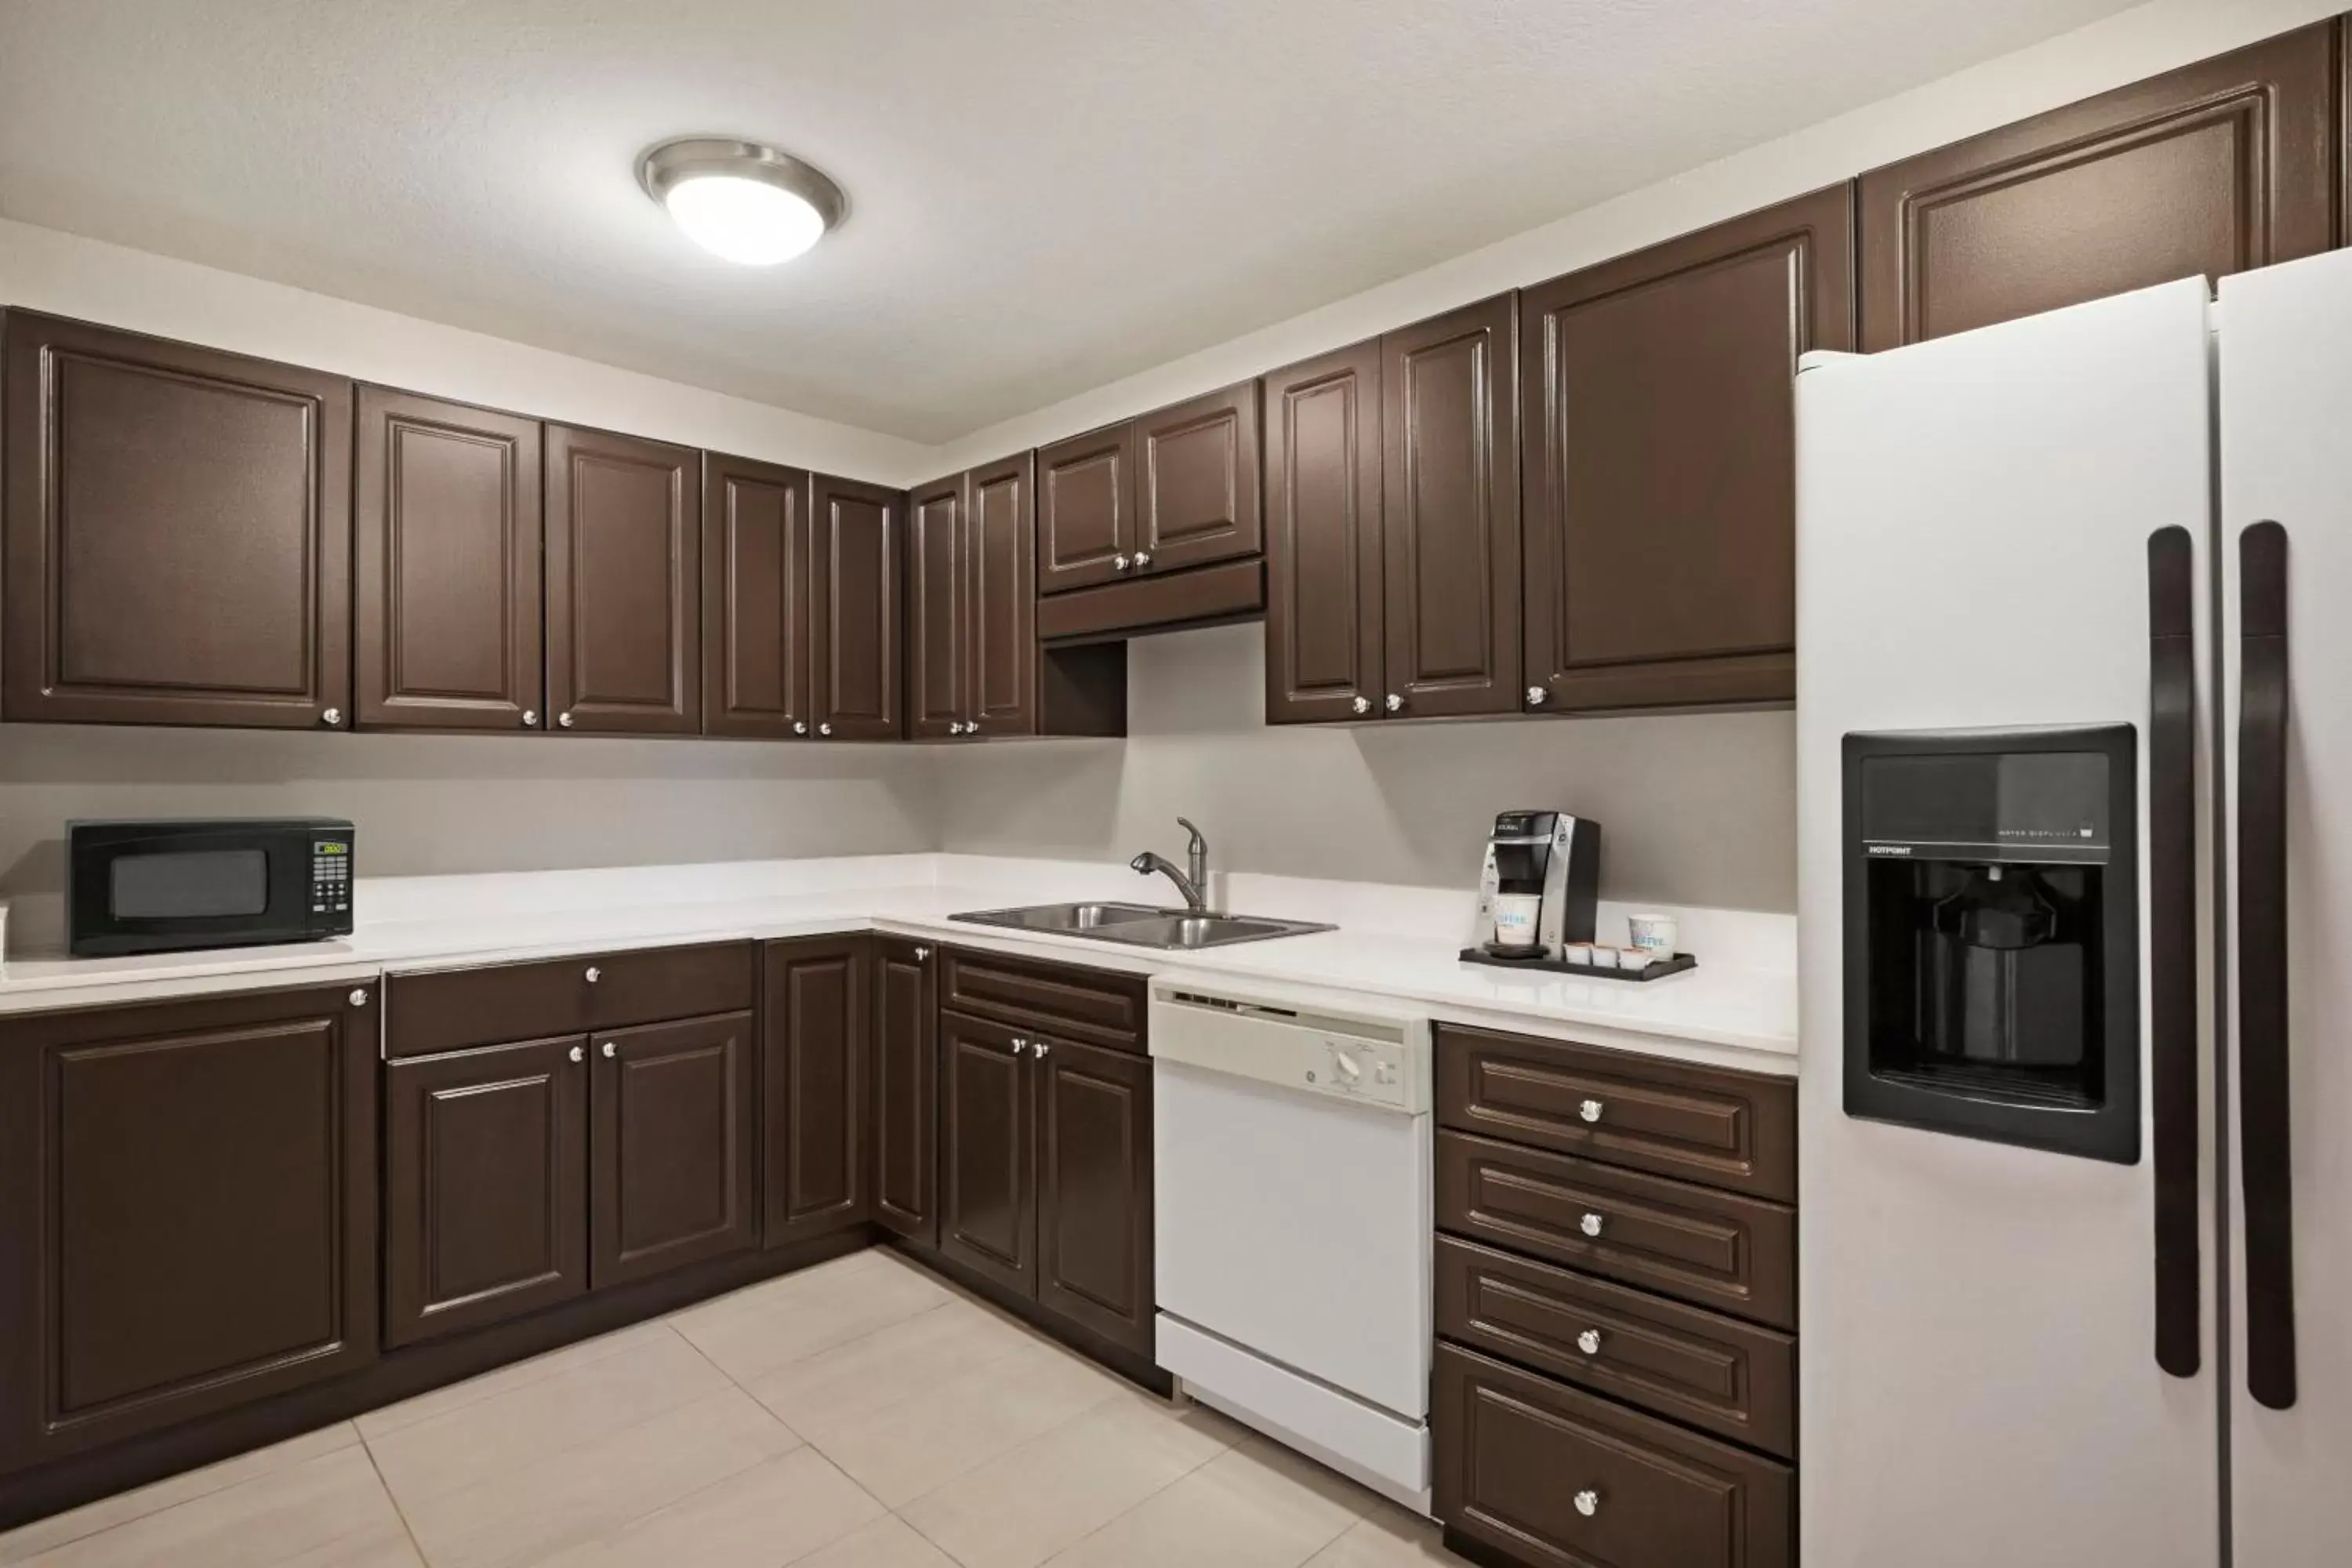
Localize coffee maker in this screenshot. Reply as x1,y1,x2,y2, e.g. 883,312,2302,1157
1467,811,1600,960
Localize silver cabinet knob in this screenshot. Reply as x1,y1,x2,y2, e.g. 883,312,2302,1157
913,946,931,961
1526,685,1548,707
1351,695,1371,716
568,1044,584,1064
1112,554,1133,572
1576,1328,1602,1357
1579,1098,1604,1124
1385,693,1403,713
1010,1036,1028,1056
1579,1212,1605,1239
522,709,539,726
1132,550,1152,568
967,718,981,735
601,1040,617,1059
945,721,960,735
321,707,342,726
348,988,369,1007
1573,1490,1600,1519
584,966,601,983
1031,1040,1051,1060
557,711,575,728
793,720,808,736
818,722,833,736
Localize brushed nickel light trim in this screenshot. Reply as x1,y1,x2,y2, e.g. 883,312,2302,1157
637,137,847,263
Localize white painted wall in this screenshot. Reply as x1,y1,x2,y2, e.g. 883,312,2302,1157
923,0,2341,472
0,218,931,483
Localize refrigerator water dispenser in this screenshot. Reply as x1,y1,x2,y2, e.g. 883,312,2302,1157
1842,726,2140,1163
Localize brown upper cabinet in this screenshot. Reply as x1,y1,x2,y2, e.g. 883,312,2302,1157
355,388,544,731
908,453,1037,739
1522,187,1854,713
1036,422,1137,595
702,452,813,739
809,473,903,740
1,313,353,730
545,424,702,735
1859,21,2340,350
1265,295,1519,723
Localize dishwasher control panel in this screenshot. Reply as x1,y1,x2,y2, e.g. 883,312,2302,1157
1148,983,1430,1114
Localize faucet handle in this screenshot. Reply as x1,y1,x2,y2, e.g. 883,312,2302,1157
1176,815,1205,852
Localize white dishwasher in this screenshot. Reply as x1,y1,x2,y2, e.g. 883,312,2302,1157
1149,977,1433,1512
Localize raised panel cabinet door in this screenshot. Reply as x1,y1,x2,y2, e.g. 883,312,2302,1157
1036,421,1136,595
1033,1036,1152,1354
1858,21,2339,350
1263,341,1385,724
762,937,872,1247
1,313,353,729
702,452,812,739
966,452,1037,736
873,938,938,1247
355,387,543,731
590,1011,757,1290
906,472,967,739
1381,295,1521,718
0,983,376,1471
1134,382,1261,575
1522,187,1853,713
545,423,702,735
810,473,903,740
938,1011,1036,1297
384,1036,587,1348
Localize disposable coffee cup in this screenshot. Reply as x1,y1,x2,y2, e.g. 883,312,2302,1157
1628,913,1680,957
1492,894,1543,949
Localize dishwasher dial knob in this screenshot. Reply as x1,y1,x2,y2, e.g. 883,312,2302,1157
1332,1050,1363,1083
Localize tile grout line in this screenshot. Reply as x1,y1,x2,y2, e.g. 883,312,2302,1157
354,1428,434,1568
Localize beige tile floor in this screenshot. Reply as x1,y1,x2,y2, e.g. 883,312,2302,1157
0,1250,1470,1568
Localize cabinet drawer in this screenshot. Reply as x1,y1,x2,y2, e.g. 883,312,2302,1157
1438,1024,1795,1202
386,942,754,1058
1438,1131,1795,1330
1435,1342,1793,1568
1436,1236,1794,1458
940,947,1145,1051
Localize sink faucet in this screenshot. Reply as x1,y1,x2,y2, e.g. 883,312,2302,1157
1130,816,1211,913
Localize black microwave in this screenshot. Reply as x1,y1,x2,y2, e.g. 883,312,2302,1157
67,818,355,957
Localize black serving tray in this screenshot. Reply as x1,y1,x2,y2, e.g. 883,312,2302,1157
1457,947,1697,982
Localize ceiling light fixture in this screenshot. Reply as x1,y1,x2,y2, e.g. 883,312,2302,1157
637,137,846,266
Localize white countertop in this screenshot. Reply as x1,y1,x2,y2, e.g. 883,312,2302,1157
0,857,1797,1073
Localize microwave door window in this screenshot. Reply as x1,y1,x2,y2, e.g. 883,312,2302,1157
110,849,270,920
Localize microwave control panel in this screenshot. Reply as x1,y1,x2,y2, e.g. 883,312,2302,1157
309,836,354,921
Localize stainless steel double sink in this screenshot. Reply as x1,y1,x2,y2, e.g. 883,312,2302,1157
949,901,1334,951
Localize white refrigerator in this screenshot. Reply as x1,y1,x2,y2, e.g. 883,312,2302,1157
1795,252,2352,1567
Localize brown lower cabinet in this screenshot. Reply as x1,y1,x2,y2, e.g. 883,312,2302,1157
938,1010,1037,1295
590,1011,759,1289
762,937,872,1246
872,938,939,1246
0,983,379,1472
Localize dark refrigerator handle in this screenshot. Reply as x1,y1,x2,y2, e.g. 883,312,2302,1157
2146,526,2200,1379
2238,519,2297,1411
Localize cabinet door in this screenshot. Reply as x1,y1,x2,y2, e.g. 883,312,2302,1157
1522,187,1853,713
1858,23,2338,351
967,452,1036,737
545,423,702,735
702,452,812,739
762,938,871,1247
0,983,376,1471
938,1011,1035,1296
1381,295,1520,718
810,473,902,740
873,938,938,1247
1134,383,1261,575
1036,422,1136,594
1033,1037,1152,1354
354,387,543,732
1263,342,1385,724
1,313,352,729
385,1036,587,1348
590,1011,757,1289
906,472,967,739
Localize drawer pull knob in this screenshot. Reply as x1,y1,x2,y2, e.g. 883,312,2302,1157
348,988,369,1007
1573,1489,1600,1519
1579,1212,1605,1239
584,966,601,983
1576,1328,1602,1356
1579,1098,1603,1123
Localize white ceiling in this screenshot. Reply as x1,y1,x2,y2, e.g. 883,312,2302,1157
0,0,2140,444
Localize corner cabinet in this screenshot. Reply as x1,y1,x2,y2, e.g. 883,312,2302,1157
1521,186,1854,712
1265,295,1519,724
1,313,354,730
909,454,1036,739
1858,21,2339,351
546,424,703,735
0,983,379,1472
873,938,939,1247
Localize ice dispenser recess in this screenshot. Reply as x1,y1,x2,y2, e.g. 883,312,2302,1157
1842,726,2140,1163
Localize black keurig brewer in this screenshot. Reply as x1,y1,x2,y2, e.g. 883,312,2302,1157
1467,810,1600,960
